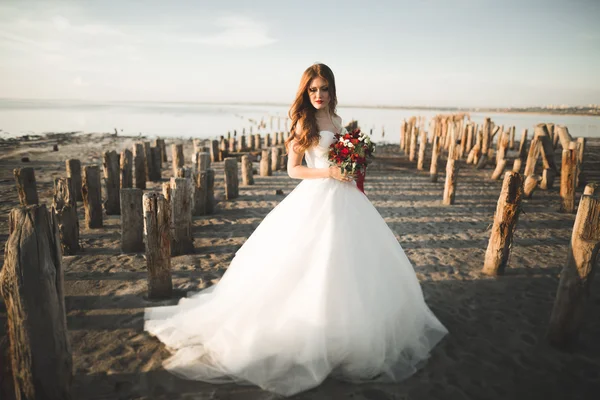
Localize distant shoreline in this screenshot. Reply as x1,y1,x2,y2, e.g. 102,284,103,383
0,97,599,118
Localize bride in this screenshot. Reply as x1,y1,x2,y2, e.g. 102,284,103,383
144,63,448,397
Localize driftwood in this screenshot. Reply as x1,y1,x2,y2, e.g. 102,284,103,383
547,193,600,348
0,205,73,400
482,172,524,275
66,159,83,201
163,177,194,256
142,193,173,299
52,178,80,255
103,150,121,215
82,165,103,228
120,188,144,253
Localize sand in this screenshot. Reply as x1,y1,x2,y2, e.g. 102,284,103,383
0,132,599,400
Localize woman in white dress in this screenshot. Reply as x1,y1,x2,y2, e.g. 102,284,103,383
144,63,448,397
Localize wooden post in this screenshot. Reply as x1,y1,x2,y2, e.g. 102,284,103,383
491,159,507,180
429,136,441,182
400,120,407,151
509,126,515,150
133,143,146,190
142,193,173,299
534,124,558,173
540,168,556,190
228,137,236,153
443,158,458,205
547,194,600,348
120,149,133,188
103,150,120,215
584,183,598,196
163,178,194,256
13,167,39,205
52,177,80,255
237,135,247,152
0,205,72,400
260,149,272,176
482,172,524,275
512,158,523,173
409,125,418,162
524,138,541,177
417,129,427,170
143,141,153,182
210,140,220,163
66,159,83,202
120,188,144,253
271,147,282,171
193,172,208,216
523,174,540,199
176,167,192,179
149,147,162,181
171,144,184,176
517,129,528,162
242,155,254,186
195,152,210,173
560,149,577,213
482,117,492,155
154,138,167,164
556,125,573,150
206,169,216,214
465,124,474,155
224,158,239,200
82,165,103,228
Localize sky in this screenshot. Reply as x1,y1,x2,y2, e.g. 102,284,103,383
0,0,599,108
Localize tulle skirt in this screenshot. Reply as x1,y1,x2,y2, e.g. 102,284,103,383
144,177,448,396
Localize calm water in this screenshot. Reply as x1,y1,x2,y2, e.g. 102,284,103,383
1,98,599,141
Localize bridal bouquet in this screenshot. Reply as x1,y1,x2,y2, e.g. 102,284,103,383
328,129,375,193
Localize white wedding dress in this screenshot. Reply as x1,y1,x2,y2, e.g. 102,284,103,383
144,129,448,396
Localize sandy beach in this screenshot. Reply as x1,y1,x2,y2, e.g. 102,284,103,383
1,132,599,400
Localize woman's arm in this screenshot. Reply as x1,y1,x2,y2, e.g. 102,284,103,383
286,139,350,181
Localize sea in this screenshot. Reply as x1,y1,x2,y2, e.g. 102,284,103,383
1,98,599,142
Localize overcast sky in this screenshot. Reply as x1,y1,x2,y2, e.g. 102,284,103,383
0,0,598,107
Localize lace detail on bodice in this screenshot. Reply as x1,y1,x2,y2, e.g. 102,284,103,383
305,130,336,169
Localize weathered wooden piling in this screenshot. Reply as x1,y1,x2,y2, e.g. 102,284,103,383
66,159,83,202
120,149,133,188
242,155,254,186
82,165,103,228
142,192,173,299
260,149,272,176
52,177,80,255
13,167,39,205
171,144,184,176
224,157,239,200
120,188,144,253
133,143,147,190
103,150,120,215
163,177,194,256
560,149,577,213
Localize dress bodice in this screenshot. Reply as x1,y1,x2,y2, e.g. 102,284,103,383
305,130,337,169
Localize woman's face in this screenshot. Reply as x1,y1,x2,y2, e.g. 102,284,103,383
307,76,330,111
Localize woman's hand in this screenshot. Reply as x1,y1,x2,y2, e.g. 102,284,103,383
328,166,354,182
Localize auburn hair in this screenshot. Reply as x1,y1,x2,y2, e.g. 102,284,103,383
285,63,338,154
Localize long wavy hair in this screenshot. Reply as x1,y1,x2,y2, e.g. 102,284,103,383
285,63,338,153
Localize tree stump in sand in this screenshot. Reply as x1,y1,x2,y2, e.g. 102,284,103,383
560,149,577,213
482,172,524,275
443,158,458,205
142,192,173,299
242,155,254,186
224,157,239,200
120,188,144,253
103,150,121,215
523,174,540,199
548,193,600,348
120,149,133,188
52,177,80,255
206,169,216,214
66,159,83,202
0,205,73,400
82,165,103,228
13,167,39,205
163,178,194,256
133,143,146,190
171,144,184,176
430,136,441,182
271,147,282,172
260,150,272,176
